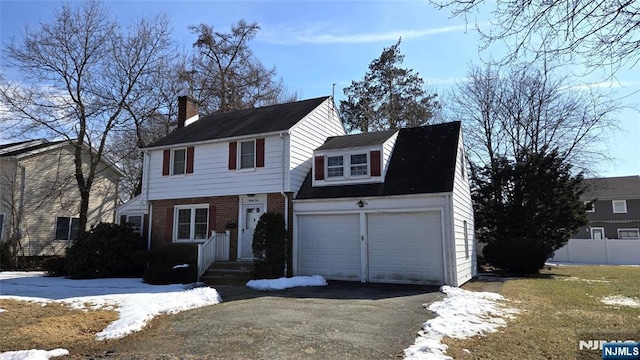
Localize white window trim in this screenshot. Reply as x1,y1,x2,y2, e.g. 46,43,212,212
584,201,595,213
325,152,370,181
237,139,256,171
171,148,187,176
590,227,605,240
617,228,640,239
173,204,209,242
612,200,627,213
326,155,345,179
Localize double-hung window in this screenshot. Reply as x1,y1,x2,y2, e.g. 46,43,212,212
55,217,80,241
175,205,208,241
239,140,255,169
327,156,344,178
172,149,186,175
350,154,368,176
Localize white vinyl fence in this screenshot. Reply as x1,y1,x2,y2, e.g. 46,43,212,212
549,239,640,265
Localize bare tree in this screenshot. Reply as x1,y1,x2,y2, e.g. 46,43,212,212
449,61,619,172
340,39,440,133
184,19,296,114
431,0,640,76
0,0,173,232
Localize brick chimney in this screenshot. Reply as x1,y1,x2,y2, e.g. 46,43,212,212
177,96,199,128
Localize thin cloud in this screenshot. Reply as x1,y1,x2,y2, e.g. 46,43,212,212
261,23,470,45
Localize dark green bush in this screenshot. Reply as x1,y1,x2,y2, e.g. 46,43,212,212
65,222,147,279
42,256,67,276
142,243,198,285
252,212,287,279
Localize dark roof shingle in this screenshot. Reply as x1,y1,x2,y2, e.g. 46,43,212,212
582,176,640,199
317,130,397,151
296,121,461,199
147,96,330,148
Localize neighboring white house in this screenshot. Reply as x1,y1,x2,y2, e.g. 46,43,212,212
293,122,476,286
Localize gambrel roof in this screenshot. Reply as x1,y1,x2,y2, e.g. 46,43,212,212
296,121,461,199
147,96,330,148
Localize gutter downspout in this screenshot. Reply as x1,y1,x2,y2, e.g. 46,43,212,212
280,132,290,276
142,150,152,250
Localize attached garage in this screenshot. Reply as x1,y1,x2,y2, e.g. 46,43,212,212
294,122,476,286
297,214,361,281
296,210,445,285
367,211,444,284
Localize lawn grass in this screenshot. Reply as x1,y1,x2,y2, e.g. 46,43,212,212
0,299,118,353
443,265,640,360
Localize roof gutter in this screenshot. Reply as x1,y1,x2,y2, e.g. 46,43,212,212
142,130,292,152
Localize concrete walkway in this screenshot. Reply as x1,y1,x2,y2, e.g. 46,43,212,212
73,282,443,359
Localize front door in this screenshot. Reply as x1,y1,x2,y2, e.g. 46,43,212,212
240,203,264,259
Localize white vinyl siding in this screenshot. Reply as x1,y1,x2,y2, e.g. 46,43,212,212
450,132,476,286
148,138,284,200
148,99,346,200
289,98,346,192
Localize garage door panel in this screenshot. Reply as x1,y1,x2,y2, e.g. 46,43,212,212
298,214,360,281
367,212,443,285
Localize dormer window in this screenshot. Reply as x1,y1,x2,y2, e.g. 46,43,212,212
350,154,368,176
327,156,344,178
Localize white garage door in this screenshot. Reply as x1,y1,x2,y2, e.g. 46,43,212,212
367,212,443,284
297,214,361,281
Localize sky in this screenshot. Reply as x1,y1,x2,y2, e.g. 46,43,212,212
0,0,638,177
0,271,517,360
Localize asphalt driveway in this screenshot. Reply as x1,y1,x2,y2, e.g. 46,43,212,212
74,281,443,359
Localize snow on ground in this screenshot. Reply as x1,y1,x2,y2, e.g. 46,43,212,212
601,295,640,308
0,272,329,360
404,285,518,360
246,275,327,290
0,349,69,360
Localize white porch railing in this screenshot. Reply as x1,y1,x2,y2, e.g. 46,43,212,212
197,230,231,280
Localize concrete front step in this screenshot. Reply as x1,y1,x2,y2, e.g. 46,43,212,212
201,261,255,286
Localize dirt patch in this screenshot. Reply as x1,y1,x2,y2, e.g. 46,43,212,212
0,299,118,353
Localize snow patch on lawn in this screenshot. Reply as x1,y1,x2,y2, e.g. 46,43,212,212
601,295,640,308
246,275,327,290
0,348,69,360
563,276,610,283
404,285,518,360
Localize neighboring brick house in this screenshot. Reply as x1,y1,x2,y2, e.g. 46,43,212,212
0,140,122,257
576,176,640,239
134,96,345,266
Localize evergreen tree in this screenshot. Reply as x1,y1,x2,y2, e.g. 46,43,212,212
473,147,588,274
339,39,440,133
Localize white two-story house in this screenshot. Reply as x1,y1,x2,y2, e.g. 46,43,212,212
121,96,476,286
134,96,345,270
